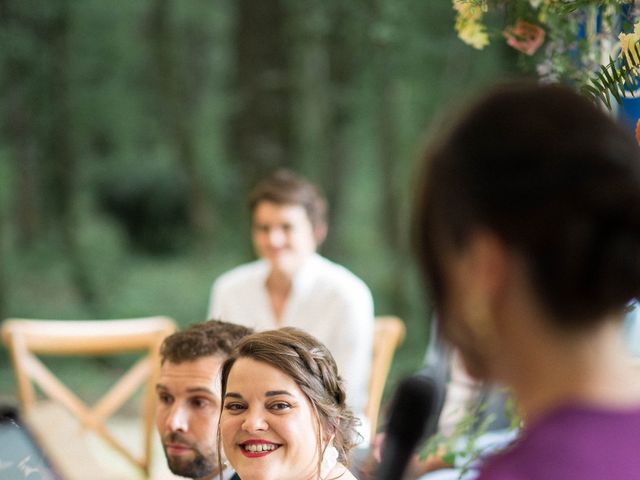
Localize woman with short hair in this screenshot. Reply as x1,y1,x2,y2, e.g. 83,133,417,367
413,82,640,479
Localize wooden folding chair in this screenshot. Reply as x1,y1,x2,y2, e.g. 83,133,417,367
365,315,406,440
2,316,176,479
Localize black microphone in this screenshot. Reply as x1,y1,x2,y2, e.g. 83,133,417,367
374,375,437,480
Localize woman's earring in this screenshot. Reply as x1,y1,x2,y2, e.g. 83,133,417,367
320,439,339,479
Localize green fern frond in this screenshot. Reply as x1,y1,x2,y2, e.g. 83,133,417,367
581,40,640,110
581,83,612,109
548,0,633,16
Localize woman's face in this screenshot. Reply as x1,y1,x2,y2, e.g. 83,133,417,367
220,358,322,480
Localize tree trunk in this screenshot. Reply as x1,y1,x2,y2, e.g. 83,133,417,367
290,0,330,179
12,123,40,249
322,6,358,256
147,0,215,241
0,203,6,321
1,2,42,248
231,0,293,191
47,1,98,308
372,19,409,317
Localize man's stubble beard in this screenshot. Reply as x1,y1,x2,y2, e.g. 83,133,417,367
163,433,219,479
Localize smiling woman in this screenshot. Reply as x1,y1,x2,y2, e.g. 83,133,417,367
217,328,360,480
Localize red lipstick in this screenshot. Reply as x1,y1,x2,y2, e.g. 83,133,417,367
239,439,281,458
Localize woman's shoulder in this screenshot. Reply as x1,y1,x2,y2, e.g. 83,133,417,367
308,255,373,306
477,403,640,480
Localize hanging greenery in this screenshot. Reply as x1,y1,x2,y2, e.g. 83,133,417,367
452,0,640,109
582,31,640,108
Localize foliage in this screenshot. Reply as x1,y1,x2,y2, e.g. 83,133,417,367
0,0,514,405
581,38,640,108
96,159,191,254
418,391,520,479
452,0,640,108
420,406,497,477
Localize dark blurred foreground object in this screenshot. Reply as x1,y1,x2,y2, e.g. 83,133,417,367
0,405,62,480
374,375,438,480
413,81,640,480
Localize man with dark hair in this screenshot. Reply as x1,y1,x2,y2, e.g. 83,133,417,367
155,320,252,480
207,169,374,440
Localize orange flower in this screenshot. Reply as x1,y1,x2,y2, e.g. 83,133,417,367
503,19,545,55
635,119,640,145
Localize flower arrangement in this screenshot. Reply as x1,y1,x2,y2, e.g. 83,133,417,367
452,1,640,109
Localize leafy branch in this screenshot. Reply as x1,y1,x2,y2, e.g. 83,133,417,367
548,0,632,16
581,39,640,110
418,392,520,479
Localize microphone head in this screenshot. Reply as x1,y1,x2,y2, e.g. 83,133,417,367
375,375,438,480
385,374,437,443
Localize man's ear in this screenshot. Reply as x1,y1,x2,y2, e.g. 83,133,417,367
468,230,509,299
467,229,512,337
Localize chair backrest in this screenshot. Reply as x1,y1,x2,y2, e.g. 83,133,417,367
2,316,176,479
366,316,406,440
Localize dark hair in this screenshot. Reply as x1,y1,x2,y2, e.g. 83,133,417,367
160,320,253,364
413,81,640,330
218,327,360,476
249,169,328,231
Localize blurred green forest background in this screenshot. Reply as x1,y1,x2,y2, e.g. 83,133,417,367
0,0,518,406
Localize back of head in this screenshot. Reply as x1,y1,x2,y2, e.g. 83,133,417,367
249,169,327,231
220,327,360,463
160,320,253,364
414,81,640,329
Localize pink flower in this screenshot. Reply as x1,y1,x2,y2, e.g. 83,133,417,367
503,19,545,55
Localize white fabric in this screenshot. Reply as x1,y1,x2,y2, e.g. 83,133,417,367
437,352,482,436
320,442,339,479
208,253,374,420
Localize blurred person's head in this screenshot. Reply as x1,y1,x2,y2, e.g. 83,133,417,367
413,81,640,381
218,327,359,480
156,320,253,479
249,169,328,275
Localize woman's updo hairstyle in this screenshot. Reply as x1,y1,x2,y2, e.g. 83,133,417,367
414,81,640,330
219,327,360,464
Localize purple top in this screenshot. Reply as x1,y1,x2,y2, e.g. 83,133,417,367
476,403,640,480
